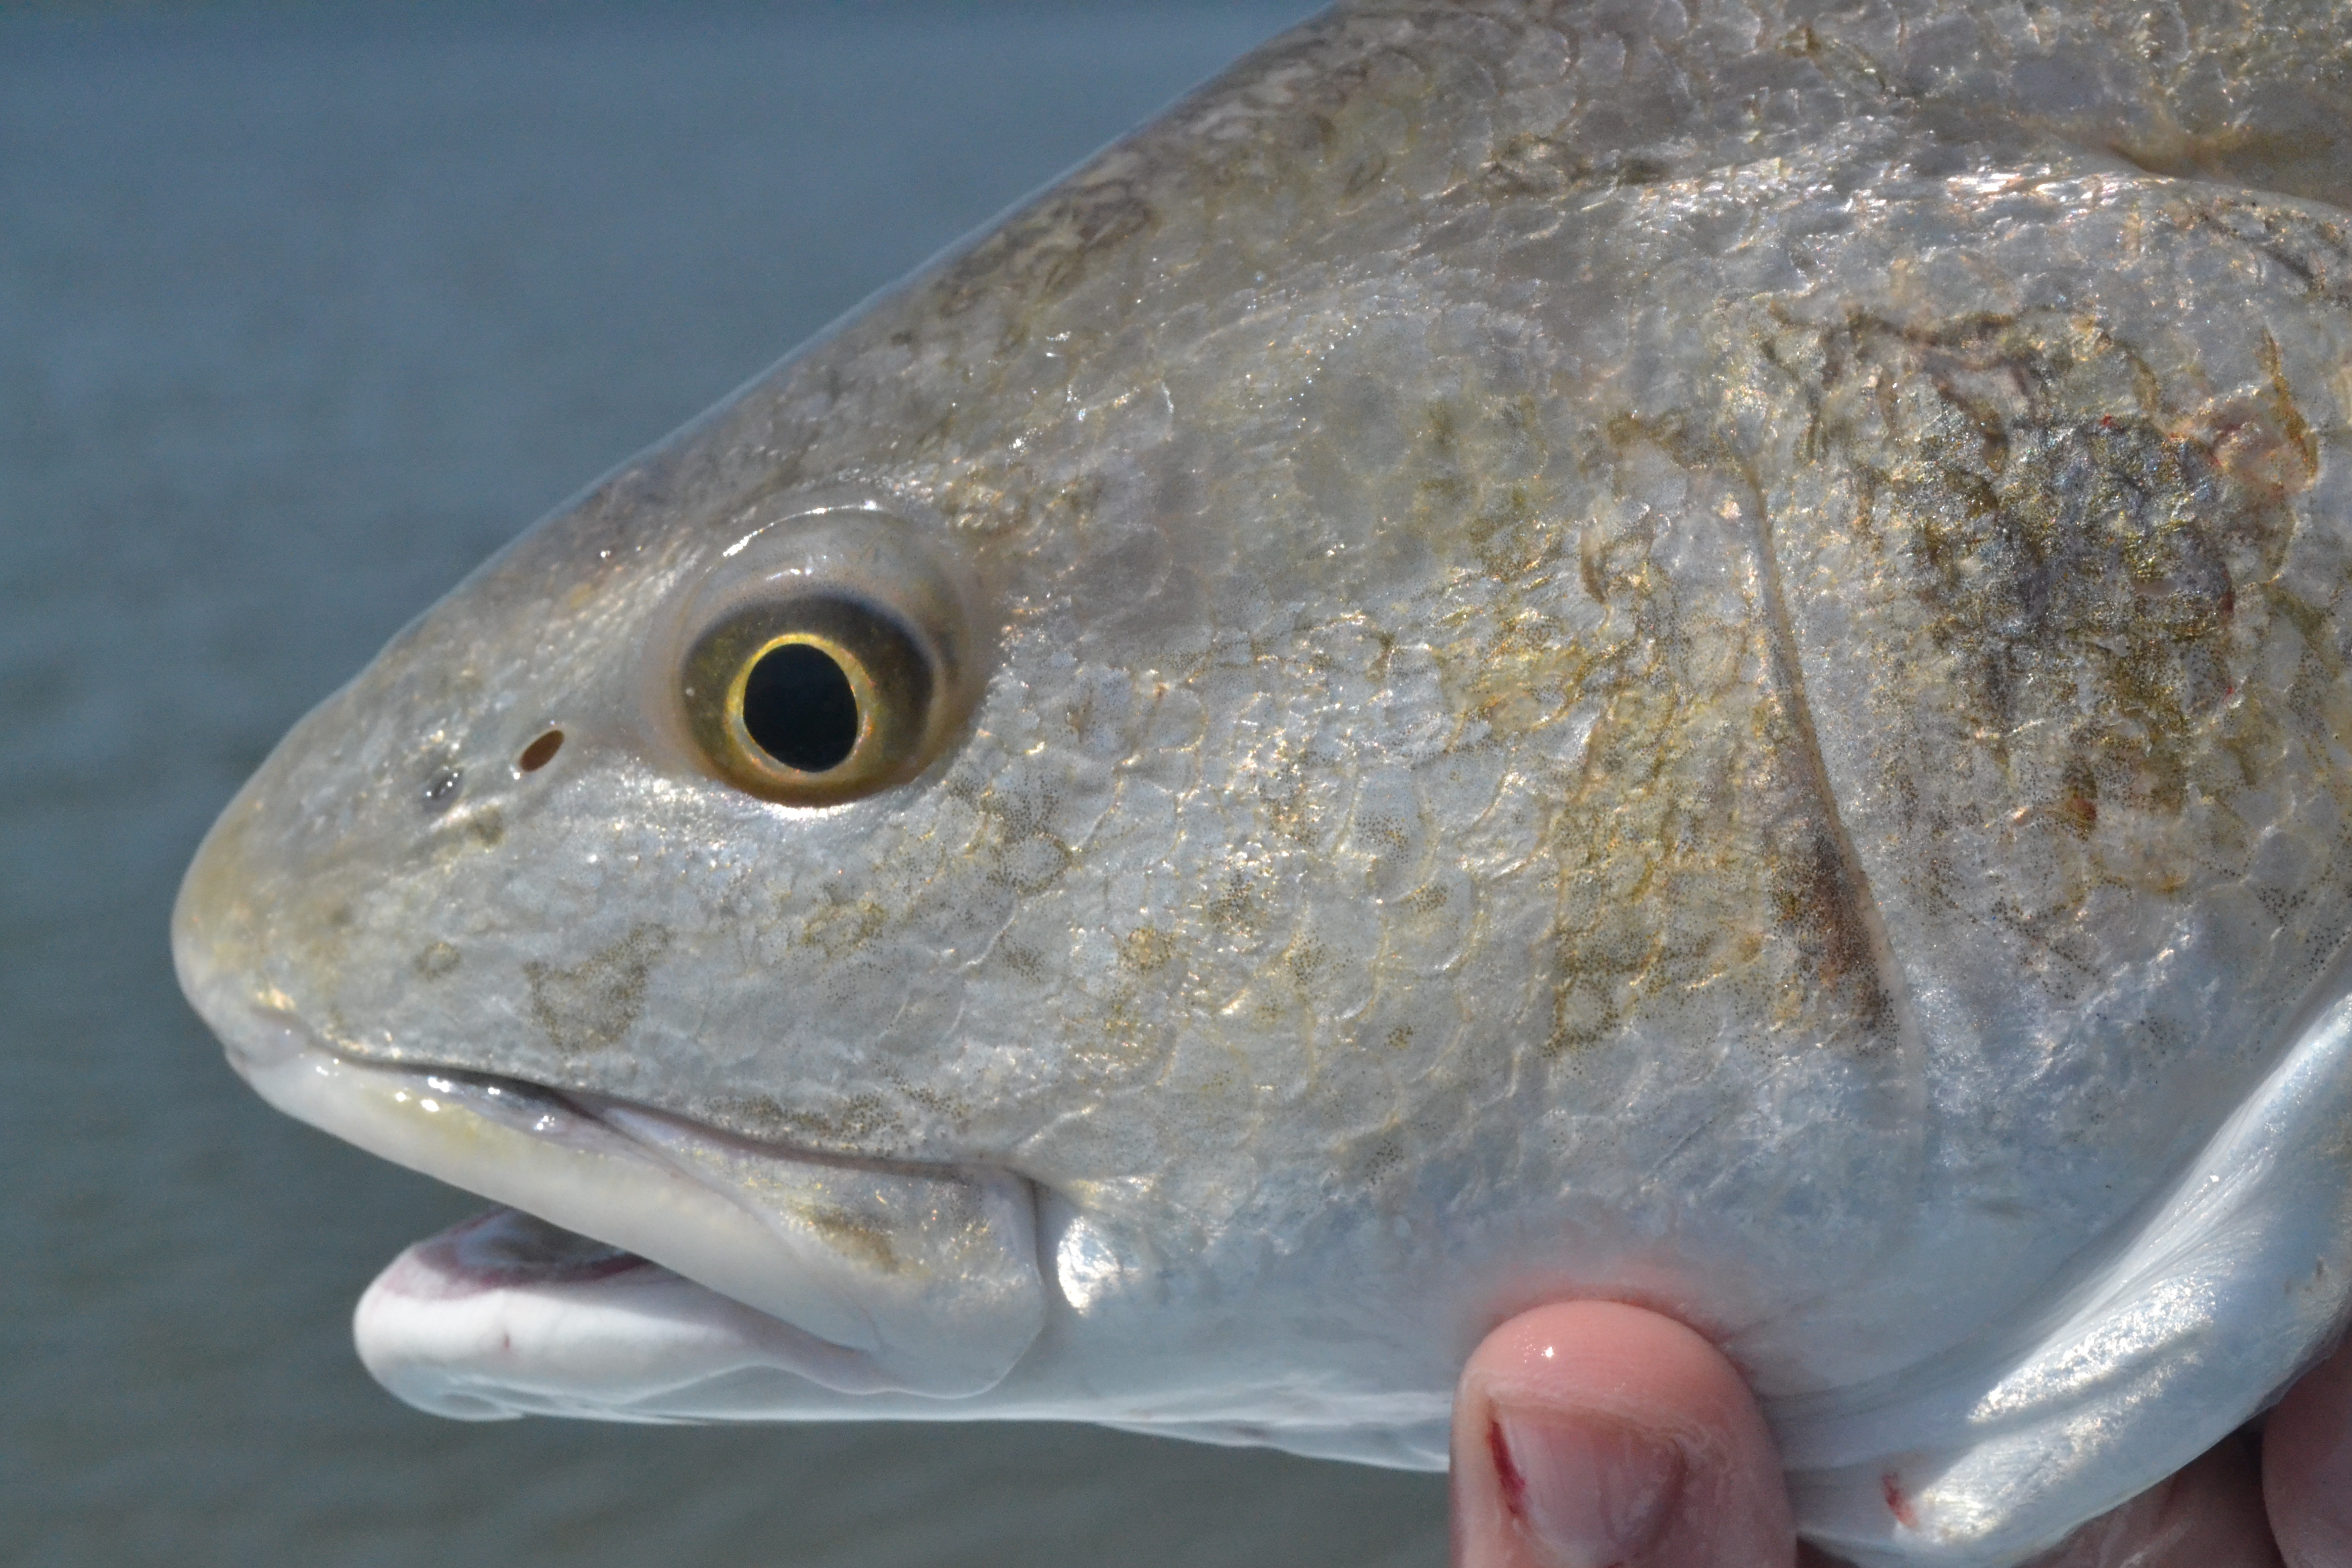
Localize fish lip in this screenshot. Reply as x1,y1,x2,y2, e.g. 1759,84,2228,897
212,998,320,1079
200,989,861,1176
354,1203,915,1419
202,993,638,1165
197,988,1047,1396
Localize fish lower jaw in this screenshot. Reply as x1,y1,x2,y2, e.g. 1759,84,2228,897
226,1028,1047,1403
352,1205,900,1420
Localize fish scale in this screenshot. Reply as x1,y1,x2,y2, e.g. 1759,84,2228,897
175,2,2352,1562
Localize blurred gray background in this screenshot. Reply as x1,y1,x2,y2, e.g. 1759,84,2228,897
0,4,1451,1562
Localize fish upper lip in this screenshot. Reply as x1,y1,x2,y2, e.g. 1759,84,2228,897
229,1036,882,1182
199,988,874,1172
366,1061,925,1184
214,1002,317,1076
200,987,787,1166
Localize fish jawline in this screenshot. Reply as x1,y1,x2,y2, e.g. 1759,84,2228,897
228,1024,1045,1400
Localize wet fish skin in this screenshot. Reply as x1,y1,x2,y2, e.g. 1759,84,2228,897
174,2,2352,1563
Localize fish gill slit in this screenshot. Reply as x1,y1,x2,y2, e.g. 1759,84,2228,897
1747,483,1926,1070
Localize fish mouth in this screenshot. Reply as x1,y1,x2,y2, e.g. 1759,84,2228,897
208,997,1048,1408
353,1205,904,1420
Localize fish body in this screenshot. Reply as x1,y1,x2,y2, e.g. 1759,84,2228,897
173,2,2352,1563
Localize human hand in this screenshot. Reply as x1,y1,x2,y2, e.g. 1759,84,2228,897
1449,1300,2352,1567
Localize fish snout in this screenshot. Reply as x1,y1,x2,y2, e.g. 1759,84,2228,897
173,776,310,1075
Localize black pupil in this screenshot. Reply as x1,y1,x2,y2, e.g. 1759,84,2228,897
742,643,860,772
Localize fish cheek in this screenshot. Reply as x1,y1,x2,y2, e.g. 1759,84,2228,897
523,923,675,1058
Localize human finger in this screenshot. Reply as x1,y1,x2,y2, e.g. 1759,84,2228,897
1451,1300,1796,1568
2266,1333,2352,1568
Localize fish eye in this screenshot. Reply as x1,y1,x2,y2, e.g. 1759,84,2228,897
681,594,936,805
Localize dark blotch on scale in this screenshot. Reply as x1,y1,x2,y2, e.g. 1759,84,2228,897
744,644,859,772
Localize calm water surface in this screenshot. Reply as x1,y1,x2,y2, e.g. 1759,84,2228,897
0,6,1450,1562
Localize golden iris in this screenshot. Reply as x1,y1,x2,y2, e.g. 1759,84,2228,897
681,596,934,805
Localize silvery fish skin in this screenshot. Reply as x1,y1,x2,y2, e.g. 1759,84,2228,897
171,1,2352,1563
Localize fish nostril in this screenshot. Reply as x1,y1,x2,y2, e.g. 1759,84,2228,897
422,767,462,812
517,730,564,773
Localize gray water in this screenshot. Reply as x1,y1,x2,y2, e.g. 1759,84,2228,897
0,6,1451,1562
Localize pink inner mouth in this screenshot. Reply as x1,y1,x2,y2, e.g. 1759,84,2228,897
373,1207,658,1301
